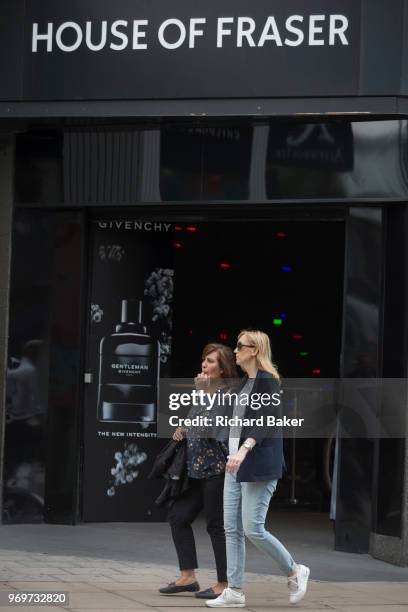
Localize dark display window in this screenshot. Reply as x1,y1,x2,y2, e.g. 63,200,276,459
3,209,83,524
14,119,408,205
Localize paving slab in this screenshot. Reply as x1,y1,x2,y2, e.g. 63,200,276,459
71,610,158,612
64,591,146,609
246,609,332,612
0,515,407,582
0,518,406,611
0,608,67,612
7,581,106,593
333,607,408,612
0,580,407,611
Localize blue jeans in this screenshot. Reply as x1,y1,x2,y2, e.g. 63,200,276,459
224,471,296,589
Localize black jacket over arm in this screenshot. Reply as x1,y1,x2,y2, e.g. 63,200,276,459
236,370,286,483
148,439,189,507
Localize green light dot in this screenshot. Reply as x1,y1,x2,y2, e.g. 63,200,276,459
299,352,309,357
273,319,283,325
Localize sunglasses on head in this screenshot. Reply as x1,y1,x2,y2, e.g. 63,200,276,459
236,341,255,351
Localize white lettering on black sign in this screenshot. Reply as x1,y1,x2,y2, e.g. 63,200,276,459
32,14,349,53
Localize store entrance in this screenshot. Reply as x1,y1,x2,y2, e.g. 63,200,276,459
171,218,345,510
82,213,345,521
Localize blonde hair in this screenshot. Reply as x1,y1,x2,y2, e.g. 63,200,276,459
238,329,280,380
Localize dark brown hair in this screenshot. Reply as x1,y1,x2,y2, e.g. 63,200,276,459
202,343,238,379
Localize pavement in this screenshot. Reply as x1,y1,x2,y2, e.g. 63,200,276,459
0,512,407,612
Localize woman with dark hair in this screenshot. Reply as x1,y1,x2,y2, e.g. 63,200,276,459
159,343,238,600
206,330,310,608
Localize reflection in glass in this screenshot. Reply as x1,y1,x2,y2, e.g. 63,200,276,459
160,127,202,201
3,211,54,523
266,120,408,200
12,119,408,205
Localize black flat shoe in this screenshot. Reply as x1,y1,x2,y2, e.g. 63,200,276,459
195,587,219,599
159,581,200,594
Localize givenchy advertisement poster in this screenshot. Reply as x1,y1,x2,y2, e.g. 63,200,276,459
82,217,174,521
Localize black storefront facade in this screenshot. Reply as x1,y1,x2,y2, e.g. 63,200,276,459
0,0,407,567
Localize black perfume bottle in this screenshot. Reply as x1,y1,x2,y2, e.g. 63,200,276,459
97,299,159,423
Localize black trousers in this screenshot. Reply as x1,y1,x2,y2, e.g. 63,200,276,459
167,473,227,583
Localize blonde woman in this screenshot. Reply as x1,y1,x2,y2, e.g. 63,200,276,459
206,330,310,608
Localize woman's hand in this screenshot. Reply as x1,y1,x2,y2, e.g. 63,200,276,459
226,446,249,473
194,372,211,390
172,426,186,442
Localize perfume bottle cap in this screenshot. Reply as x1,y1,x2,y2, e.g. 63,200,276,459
116,299,147,333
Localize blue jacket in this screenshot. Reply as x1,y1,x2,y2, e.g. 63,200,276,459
236,370,286,482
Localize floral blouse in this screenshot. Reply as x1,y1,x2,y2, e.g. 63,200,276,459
186,438,228,479
185,393,228,479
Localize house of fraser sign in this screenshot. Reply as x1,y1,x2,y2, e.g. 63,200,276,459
31,15,350,53
1,0,362,100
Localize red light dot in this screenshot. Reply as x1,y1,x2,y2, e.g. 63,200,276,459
276,232,286,238
219,332,229,340
312,369,321,374
174,242,182,248
220,262,230,269
186,226,197,232
175,226,182,231
292,335,303,340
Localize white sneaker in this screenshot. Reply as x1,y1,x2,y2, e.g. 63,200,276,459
205,587,245,608
288,564,310,604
